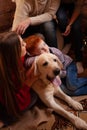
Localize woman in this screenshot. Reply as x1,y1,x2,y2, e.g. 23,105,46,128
12,0,61,48
0,31,38,128
56,0,84,74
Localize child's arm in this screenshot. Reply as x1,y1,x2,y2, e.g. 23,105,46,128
24,56,35,69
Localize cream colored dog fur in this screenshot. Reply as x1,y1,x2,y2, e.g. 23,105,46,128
31,53,87,129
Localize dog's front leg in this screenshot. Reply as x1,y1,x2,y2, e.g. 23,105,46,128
42,93,87,129
54,86,83,111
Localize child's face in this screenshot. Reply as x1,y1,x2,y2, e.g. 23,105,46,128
34,40,50,55
19,36,27,57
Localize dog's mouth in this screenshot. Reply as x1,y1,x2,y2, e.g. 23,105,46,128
47,75,55,82
46,69,60,82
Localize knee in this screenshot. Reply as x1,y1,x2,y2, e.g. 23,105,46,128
41,21,56,32
57,9,68,32
57,10,67,22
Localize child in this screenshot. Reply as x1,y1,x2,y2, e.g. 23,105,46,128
0,31,38,128
24,35,87,96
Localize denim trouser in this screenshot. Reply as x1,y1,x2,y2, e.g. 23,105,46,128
61,62,87,96
22,21,58,48
56,3,83,62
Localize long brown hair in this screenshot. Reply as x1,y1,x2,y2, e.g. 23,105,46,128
0,31,25,118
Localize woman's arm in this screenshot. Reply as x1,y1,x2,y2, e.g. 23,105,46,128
63,0,83,36
68,0,83,27
30,0,61,25
12,0,61,34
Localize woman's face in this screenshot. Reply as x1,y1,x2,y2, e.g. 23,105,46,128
19,36,27,57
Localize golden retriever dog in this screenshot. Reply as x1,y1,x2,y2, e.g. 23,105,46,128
31,53,87,129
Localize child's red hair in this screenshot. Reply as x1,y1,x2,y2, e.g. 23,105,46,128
24,35,42,55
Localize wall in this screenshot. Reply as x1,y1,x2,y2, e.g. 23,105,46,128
0,0,16,33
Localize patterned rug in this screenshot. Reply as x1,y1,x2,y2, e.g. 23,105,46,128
51,98,87,130
1,96,87,130
37,95,87,130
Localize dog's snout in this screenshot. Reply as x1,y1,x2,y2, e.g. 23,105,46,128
53,69,60,76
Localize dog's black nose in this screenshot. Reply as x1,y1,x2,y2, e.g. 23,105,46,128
53,69,60,76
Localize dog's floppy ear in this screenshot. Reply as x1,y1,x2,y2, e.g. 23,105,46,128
33,56,40,76
57,57,63,69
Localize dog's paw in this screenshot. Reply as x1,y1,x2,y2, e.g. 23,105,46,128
74,116,87,129
70,100,83,110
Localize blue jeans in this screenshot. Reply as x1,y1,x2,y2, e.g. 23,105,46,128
40,21,57,48
61,62,87,96
22,21,57,48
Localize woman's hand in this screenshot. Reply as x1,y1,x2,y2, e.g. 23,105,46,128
15,18,31,35
62,24,71,36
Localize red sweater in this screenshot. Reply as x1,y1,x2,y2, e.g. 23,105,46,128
15,84,31,111
0,57,31,111
0,85,31,111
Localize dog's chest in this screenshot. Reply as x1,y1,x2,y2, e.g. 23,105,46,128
32,79,55,95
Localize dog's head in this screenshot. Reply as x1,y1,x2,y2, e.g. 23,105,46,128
34,53,63,82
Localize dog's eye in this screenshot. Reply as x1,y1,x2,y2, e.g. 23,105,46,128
53,59,57,62
43,62,48,66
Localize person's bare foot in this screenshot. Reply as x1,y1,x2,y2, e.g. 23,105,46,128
62,43,71,54
0,121,4,128
76,62,84,74
78,68,87,77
